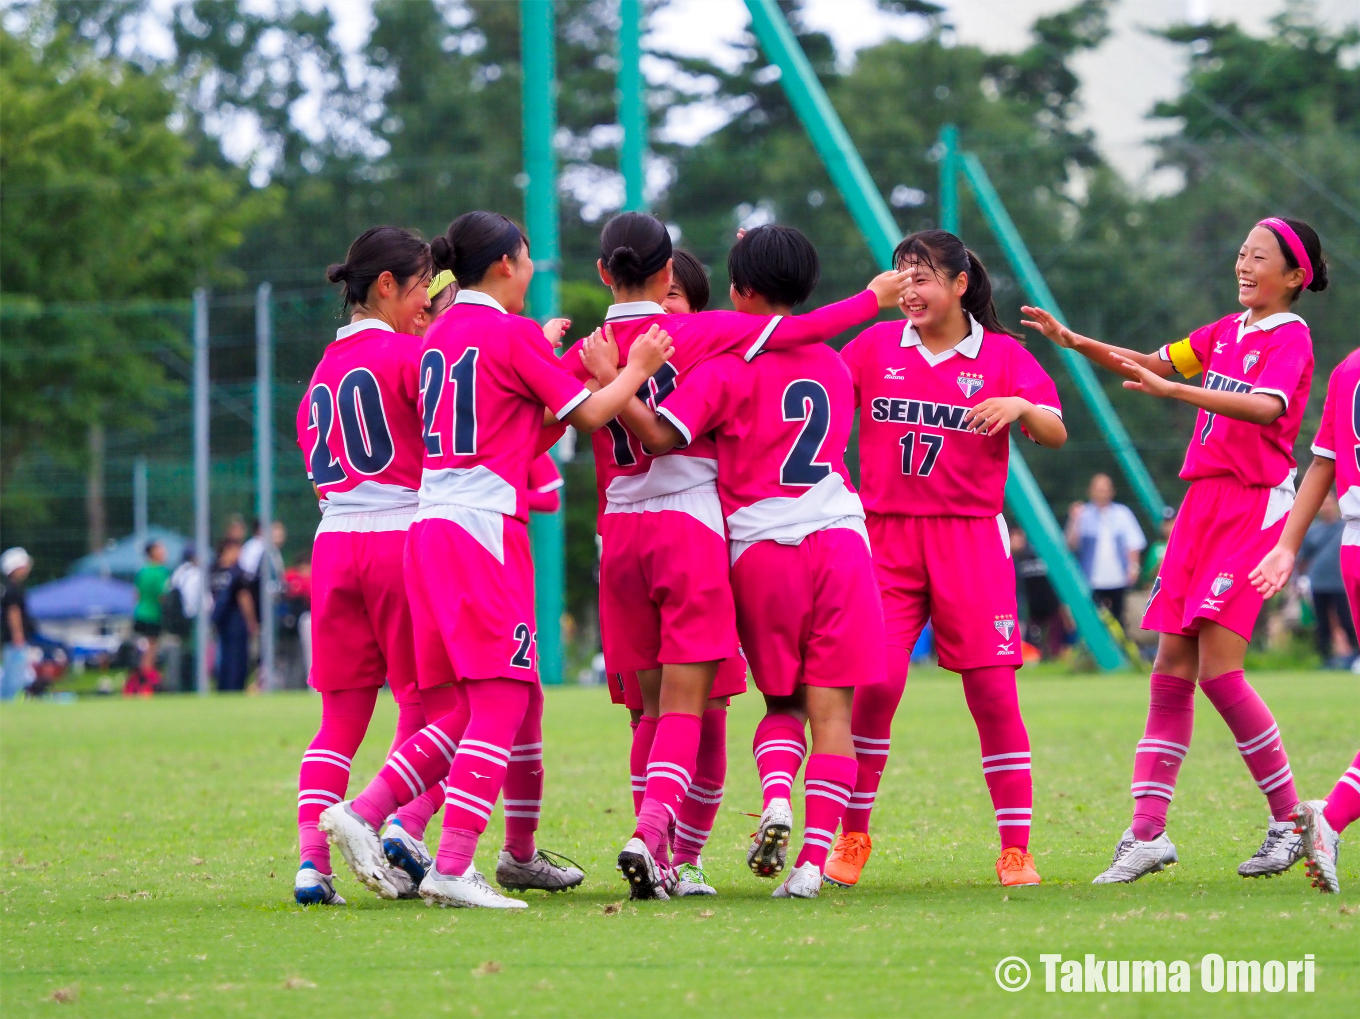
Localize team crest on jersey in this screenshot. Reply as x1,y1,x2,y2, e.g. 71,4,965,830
994,616,1016,641
957,372,985,399
1211,573,1233,597
884,366,907,380
1243,351,1260,372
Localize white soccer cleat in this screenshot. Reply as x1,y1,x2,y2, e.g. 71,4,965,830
1092,827,1178,884
1238,818,1305,877
746,798,793,878
419,863,527,909
616,836,670,900
771,860,822,899
674,859,718,897
495,849,585,892
1293,800,1341,894
382,821,433,885
293,863,346,906
317,801,402,900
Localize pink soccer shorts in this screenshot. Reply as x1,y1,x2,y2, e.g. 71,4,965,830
607,654,745,709
1143,475,1289,641
730,527,885,698
1343,543,1360,637
867,512,1023,672
599,509,739,671
310,527,418,702
405,515,540,685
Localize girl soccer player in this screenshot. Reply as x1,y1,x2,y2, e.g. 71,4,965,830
618,225,887,899
322,211,674,909
1024,216,1325,883
1250,343,1355,895
293,226,434,905
564,211,909,899
828,229,1067,890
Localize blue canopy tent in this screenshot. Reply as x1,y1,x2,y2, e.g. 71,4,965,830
70,526,190,579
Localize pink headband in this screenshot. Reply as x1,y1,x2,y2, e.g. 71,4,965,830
1258,218,1313,291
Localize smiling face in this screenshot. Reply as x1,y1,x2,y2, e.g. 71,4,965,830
897,256,968,332
663,278,693,314
1236,225,1305,312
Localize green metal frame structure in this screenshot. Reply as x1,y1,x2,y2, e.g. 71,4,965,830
743,0,1126,669
521,0,565,683
618,0,647,212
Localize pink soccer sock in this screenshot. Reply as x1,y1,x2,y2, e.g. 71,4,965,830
1200,670,1298,821
350,696,469,830
1323,750,1360,833
795,753,857,870
753,713,807,808
390,684,466,837
298,686,380,873
630,716,658,816
502,683,545,863
673,707,727,867
844,645,909,833
389,697,427,755
635,712,702,859
962,666,1033,851
435,679,532,876
1129,672,1195,841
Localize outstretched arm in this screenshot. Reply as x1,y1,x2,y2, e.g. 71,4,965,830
1249,456,1336,596
1112,356,1284,424
1022,306,1174,378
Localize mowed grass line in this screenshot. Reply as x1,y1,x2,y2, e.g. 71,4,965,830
2,671,1357,1018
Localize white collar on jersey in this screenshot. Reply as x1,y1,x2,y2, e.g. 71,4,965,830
1235,310,1305,342
605,301,666,321
335,318,395,341
900,311,984,367
454,289,507,314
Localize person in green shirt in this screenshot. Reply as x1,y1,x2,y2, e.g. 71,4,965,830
133,541,171,685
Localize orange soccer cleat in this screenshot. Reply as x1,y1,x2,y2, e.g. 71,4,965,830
996,847,1042,887
822,832,872,887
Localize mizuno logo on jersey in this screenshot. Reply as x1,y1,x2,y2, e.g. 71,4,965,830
870,398,970,431
1203,370,1252,394
957,372,985,399
884,367,907,380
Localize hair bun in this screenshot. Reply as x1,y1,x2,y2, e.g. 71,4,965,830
1308,258,1329,293
325,262,349,284
608,246,643,272
430,236,453,271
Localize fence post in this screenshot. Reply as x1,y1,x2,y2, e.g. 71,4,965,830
938,123,959,235
133,457,148,555
193,288,211,696
255,283,276,691
522,0,565,685
619,0,647,211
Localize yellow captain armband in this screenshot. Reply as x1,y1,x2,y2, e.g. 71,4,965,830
1165,338,1203,379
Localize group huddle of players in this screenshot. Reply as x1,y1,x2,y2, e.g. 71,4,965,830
290,205,1356,909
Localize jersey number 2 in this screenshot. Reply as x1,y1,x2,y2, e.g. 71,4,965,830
510,623,535,669
780,380,832,486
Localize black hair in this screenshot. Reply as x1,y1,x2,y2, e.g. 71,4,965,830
1259,218,1328,303
326,226,431,313
728,225,821,308
432,212,528,287
599,211,672,289
144,540,160,556
669,249,710,311
892,229,1019,338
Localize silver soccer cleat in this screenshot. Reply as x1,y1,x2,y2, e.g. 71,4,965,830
771,860,822,899
495,849,585,892
419,863,527,909
1292,800,1341,894
746,798,793,878
382,821,433,885
674,859,718,897
293,864,346,906
1238,818,1304,877
616,836,670,900
1092,827,1179,884
318,801,403,900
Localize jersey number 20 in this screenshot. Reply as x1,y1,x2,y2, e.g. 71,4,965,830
308,369,396,484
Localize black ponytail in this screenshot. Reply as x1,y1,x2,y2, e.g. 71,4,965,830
892,229,1019,338
1261,218,1328,302
433,212,527,287
599,211,672,289
326,226,431,313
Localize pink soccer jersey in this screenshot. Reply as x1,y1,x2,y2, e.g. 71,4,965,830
657,343,864,549
1159,311,1313,488
559,290,879,515
526,452,565,514
296,320,425,516
1310,348,1360,518
415,291,589,522
841,316,1062,517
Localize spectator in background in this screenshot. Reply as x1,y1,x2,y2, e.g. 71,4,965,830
1067,473,1146,630
1298,491,1355,668
210,539,254,692
1011,527,1067,659
1141,507,1177,588
2,548,36,700
132,540,170,686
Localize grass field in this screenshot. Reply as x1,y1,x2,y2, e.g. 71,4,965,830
3,670,1358,1018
